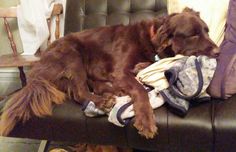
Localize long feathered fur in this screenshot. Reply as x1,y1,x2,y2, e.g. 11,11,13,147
0,78,65,136
0,36,81,136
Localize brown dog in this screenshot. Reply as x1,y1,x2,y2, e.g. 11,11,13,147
0,8,218,139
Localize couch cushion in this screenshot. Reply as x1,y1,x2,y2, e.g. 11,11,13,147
126,106,168,151
7,99,216,151
168,102,213,152
9,101,88,142
8,100,169,150
86,115,128,147
214,95,236,152
64,0,167,34
207,0,236,99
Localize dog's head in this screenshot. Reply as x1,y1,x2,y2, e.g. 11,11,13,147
151,8,219,58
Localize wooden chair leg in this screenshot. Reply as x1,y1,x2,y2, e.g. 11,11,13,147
3,17,17,55
18,66,27,87
4,18,27,87
38,140,51,152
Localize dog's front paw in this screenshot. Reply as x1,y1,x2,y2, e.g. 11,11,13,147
134,112,158,139
97,94,116,113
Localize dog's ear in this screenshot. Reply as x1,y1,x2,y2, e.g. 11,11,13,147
151,14,176,57
182,7,200,17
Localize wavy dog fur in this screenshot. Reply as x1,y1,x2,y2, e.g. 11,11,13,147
0,79,65,136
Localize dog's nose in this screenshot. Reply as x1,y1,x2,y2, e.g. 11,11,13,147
211,47,220,57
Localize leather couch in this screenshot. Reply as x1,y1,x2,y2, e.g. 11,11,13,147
5,0,236,151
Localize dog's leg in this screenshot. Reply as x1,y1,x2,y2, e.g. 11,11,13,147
70,69,102,104
72,77,115,112
66,58,115,111
87,80,118,111
112,73,157,139
87,80,114,95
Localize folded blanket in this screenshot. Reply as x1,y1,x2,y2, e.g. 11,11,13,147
82,89,165,127
136,55,185,92
160,56,217,116
108,90,164,127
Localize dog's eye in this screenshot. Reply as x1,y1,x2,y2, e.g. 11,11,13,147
191,33,200,37
185,35,199,43
189,35,199,39
175,33,186,38
194,28,201,36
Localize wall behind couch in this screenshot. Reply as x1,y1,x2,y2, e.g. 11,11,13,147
0,0,25,97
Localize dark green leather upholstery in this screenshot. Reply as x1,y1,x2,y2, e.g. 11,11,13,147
64,0,167,33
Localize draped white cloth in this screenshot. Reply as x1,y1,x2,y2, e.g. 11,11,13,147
17,0,66,55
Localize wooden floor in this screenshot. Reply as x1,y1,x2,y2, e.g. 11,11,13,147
0,137,40,152
0,137,151,152
0,137,74,152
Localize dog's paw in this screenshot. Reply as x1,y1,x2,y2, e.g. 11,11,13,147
97,94,116,112
134,113,158,139
132,62,152,74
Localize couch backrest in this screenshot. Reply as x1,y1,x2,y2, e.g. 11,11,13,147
64,0,167,34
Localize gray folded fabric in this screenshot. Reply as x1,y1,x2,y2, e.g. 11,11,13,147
160,55,217,116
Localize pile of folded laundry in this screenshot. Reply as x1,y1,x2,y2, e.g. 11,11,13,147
82,54,217,127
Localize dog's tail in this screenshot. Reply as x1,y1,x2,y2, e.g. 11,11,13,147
0,79,66,136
